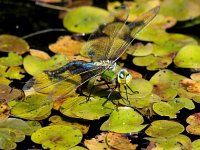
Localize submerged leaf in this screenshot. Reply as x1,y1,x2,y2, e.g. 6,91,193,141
31,125,82,149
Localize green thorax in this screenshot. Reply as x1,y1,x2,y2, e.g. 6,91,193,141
101,64,121,82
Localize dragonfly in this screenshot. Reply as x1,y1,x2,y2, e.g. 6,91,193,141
23,5,160,102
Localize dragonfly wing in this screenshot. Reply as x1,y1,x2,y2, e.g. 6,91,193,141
108,6,160,61
83,5,130,61
23,65,106,101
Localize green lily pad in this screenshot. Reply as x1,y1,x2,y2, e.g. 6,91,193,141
127,43,153,57
0,34,29,54
145,120,184,137
31,125,82,149
153,102,178,118
100,107,147,133
10,93,53,120
49,115,90,134
146,134,191,149
150,69,185,100
63,6,111,33
0,128,25,150
120,78,153,100
174,45,200,68
192,139,200,150
0,52,22,66
23,54,68,76
61,96,114,120
0,118,41,136
160,0,200,21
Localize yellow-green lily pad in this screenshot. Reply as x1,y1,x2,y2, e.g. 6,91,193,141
10,93,53,120
192,139,200,150
31,125,82,149
61,96,114,120
63,6,111,33
100,107,147,133
0,52,22,66
0,34,29,54
49,115,90,134
145,120,184,137
174,45,200,68
23,54,68,76
0,128,25,150
160,0,200,21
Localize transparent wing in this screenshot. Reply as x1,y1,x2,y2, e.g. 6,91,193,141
108,6,160,61
23,65,106,101
83,5,130,61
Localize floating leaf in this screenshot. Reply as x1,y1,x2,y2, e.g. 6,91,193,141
145,120,184,137
61,96,114,120
0,128,25,150
0,101,10,120
31,125,82,149
160,0,200,21
120,78,153,100
49,115,89,134
0,84,24,102
101,107,147,133
11,94,53,120
30,49,50,59
186,113,200,135
0,118,40,136
85,132,137,150
0,52,22,66
150,69,185,100
192,139,200,150
146,134,191,150
63,6,111,33
23,54,68,76
49,36,87,61
153,102,178,118
69,146,88,150
0,34,29,54
174,45,200,68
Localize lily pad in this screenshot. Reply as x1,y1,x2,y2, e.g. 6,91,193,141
0,34,29,54
63,6,111,33
174,45,200,68
100,107,147,133
84,132,137,150
145,120,184,137
146,134,191,150
10,93,53,120
61,96,114,120
192,139,200,150
49,115,90,134
160,0,200,21
186,113,200,135
49,36,87,61
0,128,25,150
0,118,40,136
0,84,24,102
23,54,68,76
0,52,22,67
31,125,82,149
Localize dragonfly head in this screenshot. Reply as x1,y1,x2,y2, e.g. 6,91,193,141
117,69,132,85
